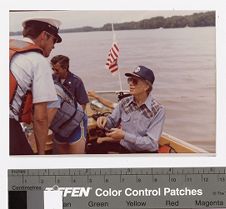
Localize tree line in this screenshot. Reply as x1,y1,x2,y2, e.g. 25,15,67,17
10,11,215,36
101,11,215,31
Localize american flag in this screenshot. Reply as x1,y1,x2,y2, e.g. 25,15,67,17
105,42,119,73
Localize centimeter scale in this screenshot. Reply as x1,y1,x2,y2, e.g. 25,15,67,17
8,167,226,209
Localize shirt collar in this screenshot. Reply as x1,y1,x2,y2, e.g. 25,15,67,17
125,93,153,110
65,71,72,80
125,96,134,107
23,37,35,44
144,93,153,111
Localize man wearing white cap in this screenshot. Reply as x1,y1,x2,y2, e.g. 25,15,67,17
9,18,62,155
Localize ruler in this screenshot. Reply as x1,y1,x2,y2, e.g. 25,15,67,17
8,167,226,209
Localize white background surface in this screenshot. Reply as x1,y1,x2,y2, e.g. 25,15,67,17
1,0,226,209
44,191,63,209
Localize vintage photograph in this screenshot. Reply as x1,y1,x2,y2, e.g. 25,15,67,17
9,10,216,155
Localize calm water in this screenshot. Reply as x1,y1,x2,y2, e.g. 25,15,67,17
13,27,216,152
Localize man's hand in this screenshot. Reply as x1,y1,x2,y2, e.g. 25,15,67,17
96,116,107,129
106,128,125,141
97,136,114,144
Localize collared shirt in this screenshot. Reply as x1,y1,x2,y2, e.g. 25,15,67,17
62,71,89,105
106,94,165,152
10,37,57,120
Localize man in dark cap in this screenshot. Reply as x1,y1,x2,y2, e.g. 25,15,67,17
94,65,165,153
9,18,62,155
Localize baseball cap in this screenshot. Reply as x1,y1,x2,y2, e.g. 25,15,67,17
22,18,62,43
125,65,155,84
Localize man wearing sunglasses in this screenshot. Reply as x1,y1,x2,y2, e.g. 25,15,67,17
96,65,165,153
10,18,62,155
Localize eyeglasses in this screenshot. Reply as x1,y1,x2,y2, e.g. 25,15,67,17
127,77,140,85
45,31,57,44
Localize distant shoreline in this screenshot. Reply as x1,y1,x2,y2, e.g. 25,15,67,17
10,11,215,36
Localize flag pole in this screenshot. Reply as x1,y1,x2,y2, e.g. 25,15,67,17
112,23,123,92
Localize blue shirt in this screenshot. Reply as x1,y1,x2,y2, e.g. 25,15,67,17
105,94,165,152
63,71,89,105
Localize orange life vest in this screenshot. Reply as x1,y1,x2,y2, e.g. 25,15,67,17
9,39,43,123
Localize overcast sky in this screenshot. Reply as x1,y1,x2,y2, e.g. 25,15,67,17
9,10,206,32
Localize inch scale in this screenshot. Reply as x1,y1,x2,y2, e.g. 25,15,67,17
8,167,226,209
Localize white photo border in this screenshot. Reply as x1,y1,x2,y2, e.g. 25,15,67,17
1,0,226,168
